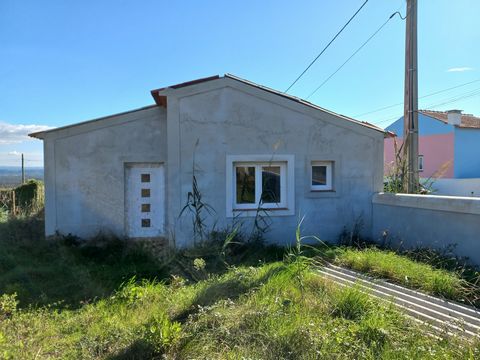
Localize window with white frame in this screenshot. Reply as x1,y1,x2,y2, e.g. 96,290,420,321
418,155,424,172
234,162,287,210
311,161,333,191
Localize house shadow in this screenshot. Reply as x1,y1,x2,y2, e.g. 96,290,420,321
106,339,157,360
173,264,284,323
0,214,168,310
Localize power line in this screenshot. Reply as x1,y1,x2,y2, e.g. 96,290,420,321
374,87,480,126
284,0,369,93
423,88,480,109
354,78,480,118
306,11,402,100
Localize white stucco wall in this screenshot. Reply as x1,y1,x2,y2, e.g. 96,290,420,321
372,193,480,265
43,106,167,238
431,178,480,197
166,78,384,247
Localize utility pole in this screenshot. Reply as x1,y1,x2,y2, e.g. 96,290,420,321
403,0,419,193
21,153,25,184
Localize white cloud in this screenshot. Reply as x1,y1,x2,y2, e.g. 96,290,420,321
447,67,474,72
0,122,52,145
7,151,21,156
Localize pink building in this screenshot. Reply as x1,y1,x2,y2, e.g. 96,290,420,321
384,110,480,179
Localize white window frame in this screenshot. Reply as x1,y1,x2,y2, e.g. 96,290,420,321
226,155,295,217
311,161,333,191
418,155,424,172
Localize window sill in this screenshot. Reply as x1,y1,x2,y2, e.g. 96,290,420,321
228,207,294,217
233,207,288,212
305,190,340,199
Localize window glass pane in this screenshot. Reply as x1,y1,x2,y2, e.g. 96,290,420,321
312,166,327,186
236,166,256,204
141,188,151,197
141,174,151,183
261,166,281,203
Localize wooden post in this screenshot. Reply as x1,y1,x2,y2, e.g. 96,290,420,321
21,153,25,184
403,0,419,193
11,190,16,216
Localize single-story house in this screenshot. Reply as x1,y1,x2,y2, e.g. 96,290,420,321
385,110,480,179
384,110,480,197
30,74,385,247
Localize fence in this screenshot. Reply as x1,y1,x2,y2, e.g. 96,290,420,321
372,192,480,266
0,180,44,217
0,190,16,216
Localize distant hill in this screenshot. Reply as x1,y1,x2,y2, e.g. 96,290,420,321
0,166,44,188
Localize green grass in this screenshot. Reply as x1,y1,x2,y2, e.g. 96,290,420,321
1,215,479,358
2,262,479,359
330,246,479,306
0,215,171,308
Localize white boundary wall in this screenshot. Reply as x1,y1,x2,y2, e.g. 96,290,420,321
372,193,480,266
431,178,480,198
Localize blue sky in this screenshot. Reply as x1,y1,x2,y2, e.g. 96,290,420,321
1,0,479,166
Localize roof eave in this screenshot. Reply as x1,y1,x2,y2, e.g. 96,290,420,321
28,131,46,140
150,75,220,106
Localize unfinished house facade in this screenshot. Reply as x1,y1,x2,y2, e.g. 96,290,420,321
30,75,385,247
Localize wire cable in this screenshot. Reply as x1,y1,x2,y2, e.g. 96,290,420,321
306,11,403,100
354,79,480,118
373,87,480,126
423,88,480,109
284,0,369,93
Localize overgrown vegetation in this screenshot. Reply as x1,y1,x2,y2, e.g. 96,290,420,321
1,212,480,358
1,233,478,358
333,247,480,305
333,220,480,306
0,179,44,218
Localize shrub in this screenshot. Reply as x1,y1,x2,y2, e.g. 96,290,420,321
0,293,18,320
14,180,44,214
332,286,373,320
143,313,182,354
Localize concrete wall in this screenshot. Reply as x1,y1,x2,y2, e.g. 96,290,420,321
432,178,480,197
167,78,384,247
454,127,480,178
372,193,480,265
43,106,167,238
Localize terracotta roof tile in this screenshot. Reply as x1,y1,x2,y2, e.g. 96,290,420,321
420,110,480,129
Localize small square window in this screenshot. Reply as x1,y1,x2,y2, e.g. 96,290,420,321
311,161,333,191
141,188,150,197
141,204,151,212
141,219,151,227
141,173,151,182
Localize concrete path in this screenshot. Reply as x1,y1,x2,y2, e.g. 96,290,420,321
318,264,480,338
